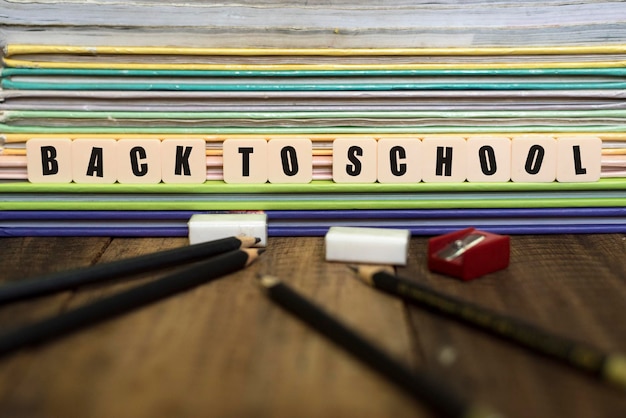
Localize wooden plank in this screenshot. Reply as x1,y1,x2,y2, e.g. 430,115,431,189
401,234,626,418
0,237,422,418
0,237,112,416
0,236,112,329
0,235,624,418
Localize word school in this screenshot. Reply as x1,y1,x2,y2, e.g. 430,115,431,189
26,136,602,184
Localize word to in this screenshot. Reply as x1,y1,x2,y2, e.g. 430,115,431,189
26,136,602,184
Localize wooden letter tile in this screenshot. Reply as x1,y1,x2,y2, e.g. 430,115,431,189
377,137,422,183
161,139,207,184
511,135,557,183
466,135,511,182
26,138,73,183
72,138,117,184
422,136,467,182
332,137,377,183
556,136,602,182
222,138,268,184
267,138,312,184
116,139,162,184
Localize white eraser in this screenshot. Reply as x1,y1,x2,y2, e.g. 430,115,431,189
188,214,268,247
325,226,410,265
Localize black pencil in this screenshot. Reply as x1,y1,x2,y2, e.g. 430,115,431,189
257,275,501,418
351,265,626,390
0,235,259,304
0,247,263,358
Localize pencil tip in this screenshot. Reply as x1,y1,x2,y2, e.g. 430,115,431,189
258,274,281,288
238,235,259,247
603,353,626,390
244,247,265,266
347,265,359,273
464,404,505,418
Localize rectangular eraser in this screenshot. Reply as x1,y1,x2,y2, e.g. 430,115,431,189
325,226,410,265
188,214,268,247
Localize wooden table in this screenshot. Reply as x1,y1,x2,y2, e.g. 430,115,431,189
0,235,624,418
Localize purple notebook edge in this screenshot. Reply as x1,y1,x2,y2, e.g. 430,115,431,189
2,207,626,220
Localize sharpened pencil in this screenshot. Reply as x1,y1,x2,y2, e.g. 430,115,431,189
0,235,259,304
0,248,263,358
350,265,626,391
258,275,502,418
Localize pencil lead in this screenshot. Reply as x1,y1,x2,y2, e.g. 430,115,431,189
464,404,506,418
254,237,262,244
257,274,281,289
603,353,626,390
347,264,374,285
257,248,266,255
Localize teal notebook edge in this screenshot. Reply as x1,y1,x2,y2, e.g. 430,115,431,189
4,67,626,77
4,80,626,91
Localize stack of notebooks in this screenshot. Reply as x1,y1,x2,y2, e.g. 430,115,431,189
1,2,626,237
1,45,626,237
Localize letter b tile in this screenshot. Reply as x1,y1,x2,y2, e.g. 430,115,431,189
26,138,73,183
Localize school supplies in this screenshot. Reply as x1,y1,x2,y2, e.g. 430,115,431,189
0,237,263,356
349,265,626,390
258,274,502,418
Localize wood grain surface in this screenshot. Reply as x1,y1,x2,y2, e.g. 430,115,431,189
0,235,624,418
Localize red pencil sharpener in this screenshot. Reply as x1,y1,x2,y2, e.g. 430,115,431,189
427,228,510,281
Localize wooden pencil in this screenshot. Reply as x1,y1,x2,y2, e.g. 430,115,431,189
0,235,259,304
0,248,262,358
351,265,626,390
258,275,501,418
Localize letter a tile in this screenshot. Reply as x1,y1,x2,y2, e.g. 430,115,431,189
72,138,117,184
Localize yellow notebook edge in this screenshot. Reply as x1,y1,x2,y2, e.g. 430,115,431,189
5,58,626,71
5,44,626,70
6,44,626,56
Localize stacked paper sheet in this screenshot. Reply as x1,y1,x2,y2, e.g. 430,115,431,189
1,43,626,236
3,1,626,49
